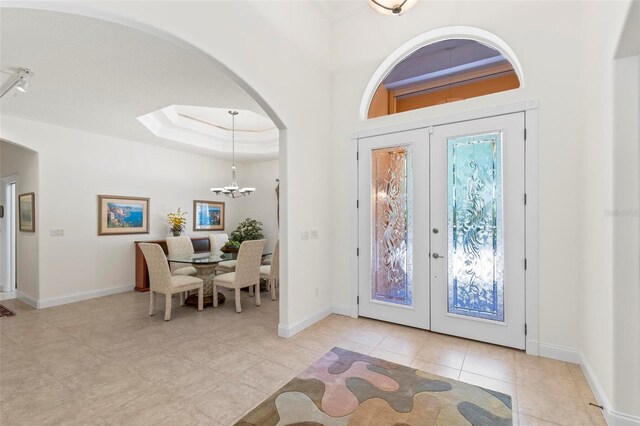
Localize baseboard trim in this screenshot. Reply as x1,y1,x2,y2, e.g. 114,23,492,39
36,285,134,309
17,290,37,308
278,305,332,338
538,341,581,364
579,352,640,426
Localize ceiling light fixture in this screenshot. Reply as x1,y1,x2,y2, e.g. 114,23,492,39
368,0,418,15
210,111,256,198
0,68,33,98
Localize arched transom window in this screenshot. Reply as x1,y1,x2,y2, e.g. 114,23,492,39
368,39,521,119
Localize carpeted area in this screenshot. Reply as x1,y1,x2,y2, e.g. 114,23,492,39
236,346,513,425
0,304,16,318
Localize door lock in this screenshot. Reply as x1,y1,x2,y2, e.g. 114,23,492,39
432,253,443,259
432,228,439,234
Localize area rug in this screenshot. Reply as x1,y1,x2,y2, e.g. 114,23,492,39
0,304,16,318
236,347,512,425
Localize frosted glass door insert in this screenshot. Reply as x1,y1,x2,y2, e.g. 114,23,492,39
371,146,413,306
448,133,504,322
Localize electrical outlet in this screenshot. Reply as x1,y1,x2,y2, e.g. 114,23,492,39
301,231,309,240
50,229,64,237
310,230,318,239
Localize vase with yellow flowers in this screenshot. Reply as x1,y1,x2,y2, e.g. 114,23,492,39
167,208,187,236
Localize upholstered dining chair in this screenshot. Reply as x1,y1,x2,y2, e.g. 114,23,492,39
260,240,279,301
139,243,203,321
213,239,266,313
209,233,237,275
166,236,197,277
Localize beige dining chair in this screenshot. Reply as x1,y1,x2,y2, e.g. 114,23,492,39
139,243,204,321
213,239,266,313
166,236,197,277
209,233,237,275
260,240,279,301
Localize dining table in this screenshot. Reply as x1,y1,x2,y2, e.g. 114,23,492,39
166,250,270,307
165,250,231,307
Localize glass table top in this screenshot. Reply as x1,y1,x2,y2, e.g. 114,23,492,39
166,251,235,265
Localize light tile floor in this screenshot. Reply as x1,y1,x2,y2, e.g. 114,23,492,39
0,292,605,425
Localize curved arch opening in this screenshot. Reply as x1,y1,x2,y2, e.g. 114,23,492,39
361,26,525,120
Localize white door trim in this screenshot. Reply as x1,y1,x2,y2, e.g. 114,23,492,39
0,174,18,294
351,100,539,355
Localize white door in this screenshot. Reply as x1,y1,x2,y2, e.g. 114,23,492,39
358,128,430,329
430,113,526,349
357,113,526,349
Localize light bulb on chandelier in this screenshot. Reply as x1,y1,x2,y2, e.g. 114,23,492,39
210,111,256,198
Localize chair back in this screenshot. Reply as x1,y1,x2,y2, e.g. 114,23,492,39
139,243,173,292
209,233,229,252
234,239,267,287
166,236,194,272
270,240,280,280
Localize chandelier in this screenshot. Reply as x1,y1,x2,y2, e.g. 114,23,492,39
210,111,255,198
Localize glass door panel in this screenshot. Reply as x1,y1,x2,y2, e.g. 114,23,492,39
371,146,413,306
448,133,504,322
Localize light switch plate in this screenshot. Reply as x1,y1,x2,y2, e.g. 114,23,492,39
50,229,64,237
301,231,309,240
310,230,318,239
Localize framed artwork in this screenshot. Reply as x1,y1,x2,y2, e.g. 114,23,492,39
18,192,35,232
98,195,149,235
193,200,225,231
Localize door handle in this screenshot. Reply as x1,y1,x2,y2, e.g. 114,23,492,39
432,253,443,259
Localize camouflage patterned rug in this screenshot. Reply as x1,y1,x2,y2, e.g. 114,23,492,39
236,347,512,425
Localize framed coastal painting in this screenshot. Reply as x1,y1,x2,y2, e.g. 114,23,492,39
98,195,149,235
193,200,225,231
19,192,35,232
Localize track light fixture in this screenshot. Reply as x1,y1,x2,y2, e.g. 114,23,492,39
0,68,33,98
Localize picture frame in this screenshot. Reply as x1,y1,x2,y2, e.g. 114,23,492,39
18,192,35,232
193,200,225,231
98,195,149,236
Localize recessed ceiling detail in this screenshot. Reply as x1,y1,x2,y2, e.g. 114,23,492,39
138,106,278,161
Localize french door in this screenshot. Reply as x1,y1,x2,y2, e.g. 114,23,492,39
357,113,526,349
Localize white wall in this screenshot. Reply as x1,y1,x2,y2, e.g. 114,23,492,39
612,54,640,419
0,141,39,303
0,116,263,304
578,1,638,420
233,160,280,253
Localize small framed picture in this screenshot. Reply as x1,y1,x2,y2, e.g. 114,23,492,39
193,200,225,231
18,192,35,232
98,195,149,236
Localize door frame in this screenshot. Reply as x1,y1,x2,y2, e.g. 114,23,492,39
0,174,18,294
350,100,540,356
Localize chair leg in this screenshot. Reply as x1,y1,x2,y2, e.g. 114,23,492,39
164,294,172,321
149,291,156,316
270,279,276,301
249,284,254,297
180,292,185,306
255,283,261,306
235,288,242,313
213,285,218,308
198,287,204,311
